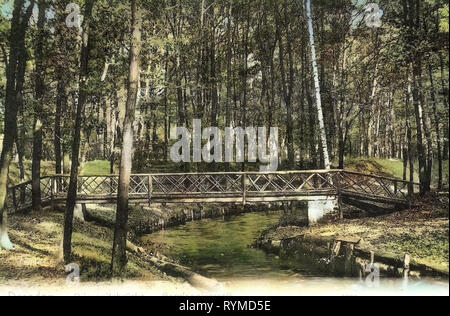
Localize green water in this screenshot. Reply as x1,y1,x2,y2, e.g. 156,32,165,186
142,211,449,295
143,210,313,280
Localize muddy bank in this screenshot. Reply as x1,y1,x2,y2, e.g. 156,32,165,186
255,195,449,279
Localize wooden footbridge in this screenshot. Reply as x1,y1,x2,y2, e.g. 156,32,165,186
6,170,418,212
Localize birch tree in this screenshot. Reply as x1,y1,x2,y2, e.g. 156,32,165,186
305,0,330,169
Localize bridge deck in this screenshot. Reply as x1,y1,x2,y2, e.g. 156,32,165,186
6,170,419,212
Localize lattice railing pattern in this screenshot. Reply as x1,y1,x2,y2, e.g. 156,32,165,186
5,177,53,211
5,170,417,212
77,176,119,196
336,171,412,200
246,173,337,193
151,174,243,194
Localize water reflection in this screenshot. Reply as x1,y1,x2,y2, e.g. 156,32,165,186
142,210,449,296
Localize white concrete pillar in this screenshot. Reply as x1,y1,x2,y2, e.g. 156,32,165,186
308,198,338,225
74,204,85,221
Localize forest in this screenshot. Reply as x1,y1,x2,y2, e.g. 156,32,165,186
0,0,449,275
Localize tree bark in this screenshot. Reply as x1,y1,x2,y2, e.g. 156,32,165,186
32,0,47,212
0,0,34,250
305,0,330,169
411,62,429,194
439,53,449,160
111,0,142,275
275,2,294,169
428,63,442,190
63,0,95,262
54,75,66,175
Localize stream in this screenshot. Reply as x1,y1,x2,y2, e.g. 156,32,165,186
142,210,449,296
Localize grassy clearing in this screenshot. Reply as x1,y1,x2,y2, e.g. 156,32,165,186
80,160,111,175
8,161,56,185
8,160,111,185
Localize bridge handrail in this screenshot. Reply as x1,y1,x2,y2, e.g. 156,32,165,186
5,170,420,212
28,169,342,178
7,169,421,191
340,171,421,186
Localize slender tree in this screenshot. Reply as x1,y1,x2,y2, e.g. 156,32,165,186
111,0,142,274
428,63,443,191
305,0,330,169
63,0,96,262
31,0,47,212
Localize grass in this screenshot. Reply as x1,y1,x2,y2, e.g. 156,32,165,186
8,160,111,185
80,160,111,175
8,161,56,185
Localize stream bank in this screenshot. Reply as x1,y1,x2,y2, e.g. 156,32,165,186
255,194,449,279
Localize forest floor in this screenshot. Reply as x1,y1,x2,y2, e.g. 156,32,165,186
260,193,449,275
0,208,169,283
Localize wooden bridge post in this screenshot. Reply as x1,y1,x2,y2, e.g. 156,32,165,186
12,187,18,213
148,175,152,205
50,177,55,206
242,173,247,206
336,172,343,220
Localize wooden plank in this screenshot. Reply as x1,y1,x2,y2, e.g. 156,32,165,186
336,237,361,244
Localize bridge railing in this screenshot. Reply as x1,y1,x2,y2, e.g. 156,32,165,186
5,176,53,212
5,170,419,211
335,171,417,203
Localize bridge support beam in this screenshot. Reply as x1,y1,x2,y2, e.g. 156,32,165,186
308,198,338,225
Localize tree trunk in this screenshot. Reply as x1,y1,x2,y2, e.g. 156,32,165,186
54,76,66,175
406,79,415,193
305,0,330,169
32,0,47,213
0,0,34,250
411,62,429,194
111,0,142,275
224,1,233,171
439,53,449,160
63,0,95,262
163,50,169,161
428,63,443,190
